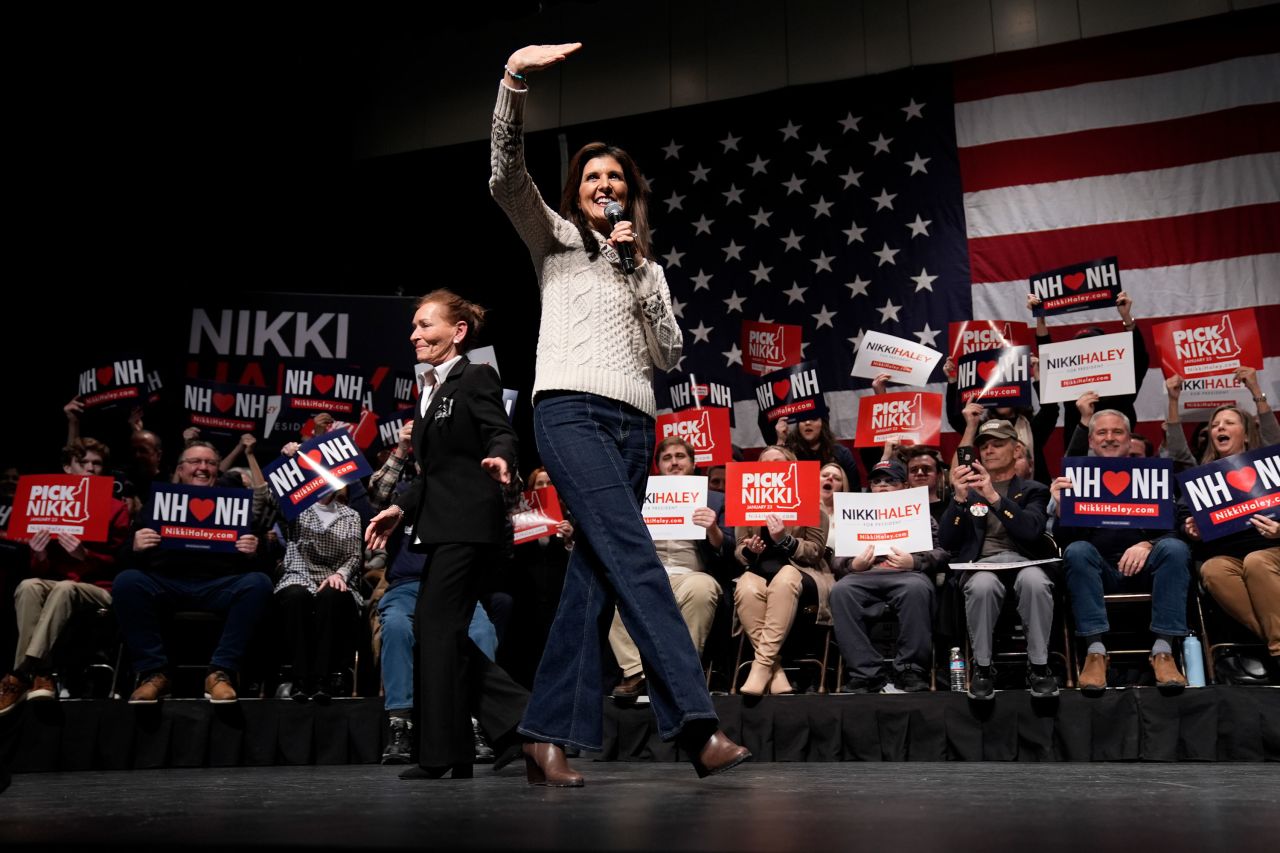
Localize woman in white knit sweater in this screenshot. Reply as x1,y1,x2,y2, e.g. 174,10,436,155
491,43,748,786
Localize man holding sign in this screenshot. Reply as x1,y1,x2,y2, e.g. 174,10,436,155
607,436,733,702
1051,411,1191,693
829,461,947,694
113,441,273,704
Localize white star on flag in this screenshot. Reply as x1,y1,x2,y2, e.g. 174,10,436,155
723,291,746,313
690,163,711,183
906,214,932,238
720,133,741,152
846,276,871,298
873,243,899,266
783,282,808,303
812,305,837,329
749,261,773,283
723,240,744,261
810,196,834,218
840,168,863,189
913,323,940,347
808,144,830,164
671,298,685,319
722,184,744,205
661,140,682,159
872,188,897,211
911,268,938,292
782,174,805,195
780,230,803,252
689,321,712,343
662,247,685,268
811,251,835,273
690,269,713,291
870,133,893,155
692,215,714,235
665,192,685,212
723,344,743,367
902,98,925,120
877,299,901,323
779,120,801,140
838,113,861,133
747,155,769,175
905,153,931,175
843,221,867,243
748,207,773,229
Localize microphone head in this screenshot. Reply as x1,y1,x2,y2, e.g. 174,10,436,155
603,201,625,224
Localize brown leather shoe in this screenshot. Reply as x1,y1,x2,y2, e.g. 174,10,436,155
691,730,751,779
1151,652,1187,690
610,673,646,702
129,672,171,704
28,675,57,701
523,742,584,787
0,674,29,716
203,670,238,704
1078,652,1109,695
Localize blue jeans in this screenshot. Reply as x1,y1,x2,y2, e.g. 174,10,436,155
520,393,717,749
376,581,498,712
1064,538,1191,638
112,569,273,676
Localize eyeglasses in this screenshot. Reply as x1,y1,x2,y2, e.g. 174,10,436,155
180,457,218,467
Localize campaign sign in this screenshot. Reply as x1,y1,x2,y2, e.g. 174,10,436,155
1176,374,1259,422
0,502,11,535
957,346,1033,408
1057,457,1175,530
373,407,414,452
947,320,1033,362
391,370,421,407
754,361,824,423
854,392,943,448
851,331,942,386
510,486,564,545
8,475,116,542
1038,332,1135,404
280,362,367,417
76,357,147,411
741,320,803,376
642,475,708,540
656,408,732,467
147,483,253,552
666,373,735,427
263,431,373,520
1028,256,1121,317
502,389,518,422
1154,309,1262,378
1178,445,1280,541
468,346,501,377
725,461,820,527
183,378,268,436
832,487,933,557
146,368,164,406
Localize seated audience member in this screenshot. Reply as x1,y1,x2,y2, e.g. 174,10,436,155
274,485,364,702
1130,434,1155,458
0,440,130,715
1052,410,1191,692
705,465,726,494
366,423,498,763
113,441,272,704
734,445,832,697
945,385,1058,488
819,462,849,551
830,460,947,693
608,437,733,701
775,414,861,493
940,420,1055,700
1166,373,1280,684
904,446,949,520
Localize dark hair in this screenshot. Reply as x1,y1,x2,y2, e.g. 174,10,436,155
418,289,488,352
62,437,111,469
784,418,840,466
558,142,652,262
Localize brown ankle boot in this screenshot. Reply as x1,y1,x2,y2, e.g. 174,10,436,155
690,730,751,778
523,742,583,787
740,661,771,696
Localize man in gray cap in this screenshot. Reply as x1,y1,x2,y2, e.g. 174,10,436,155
830,459,948,693
940,420,1053,700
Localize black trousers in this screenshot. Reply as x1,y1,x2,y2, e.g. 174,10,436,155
276,585,356,686
414,542,529,767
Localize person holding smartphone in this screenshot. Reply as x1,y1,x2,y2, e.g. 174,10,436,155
939,420,1052,701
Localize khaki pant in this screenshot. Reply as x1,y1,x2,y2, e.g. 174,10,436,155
608,572,721,677
1201,547,1280,657
14,578,113,669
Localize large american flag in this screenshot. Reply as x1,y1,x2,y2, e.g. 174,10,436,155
536,7,1279,465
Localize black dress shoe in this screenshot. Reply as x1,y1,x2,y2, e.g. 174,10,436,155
399,763,473,780
472,717,495,763
275,682,310,702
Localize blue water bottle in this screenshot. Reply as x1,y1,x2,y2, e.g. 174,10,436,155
1183,635,1206,687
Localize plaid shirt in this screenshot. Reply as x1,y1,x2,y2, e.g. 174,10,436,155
275,502,364,607
367,453,409,512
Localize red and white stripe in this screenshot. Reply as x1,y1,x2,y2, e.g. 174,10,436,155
953,8,1280,427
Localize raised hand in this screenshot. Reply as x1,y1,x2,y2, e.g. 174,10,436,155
505,43,584,81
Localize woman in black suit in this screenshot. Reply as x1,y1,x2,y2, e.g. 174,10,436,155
365,289,527,779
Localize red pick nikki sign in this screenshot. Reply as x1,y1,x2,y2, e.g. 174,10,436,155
1153,308,1262,378
947,320,1032,363
724,461,820,527
741,320,803,376
854,392,943,447
7,475,116,543
510,486,565,545
656,408,732,467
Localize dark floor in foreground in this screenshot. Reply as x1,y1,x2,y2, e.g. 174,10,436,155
2,762,1277,852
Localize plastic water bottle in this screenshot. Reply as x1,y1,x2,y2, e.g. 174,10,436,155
949,647,966,692
1183,635,1206,687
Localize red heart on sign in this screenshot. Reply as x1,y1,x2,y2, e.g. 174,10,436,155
97,366,115,386
298,450,326,471
189,498,215,522
313,375,335,395
771,379,791,401
212,393,235,413
1226,466,1258,493
1102,470,1131,497
977,361,998,383
1063,272,1086,291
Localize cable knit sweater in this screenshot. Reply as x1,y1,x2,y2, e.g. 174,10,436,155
489,82,682,418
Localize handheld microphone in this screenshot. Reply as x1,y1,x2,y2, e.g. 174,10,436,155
603,201,636,275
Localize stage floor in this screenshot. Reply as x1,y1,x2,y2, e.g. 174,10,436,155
2,762,1277,852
